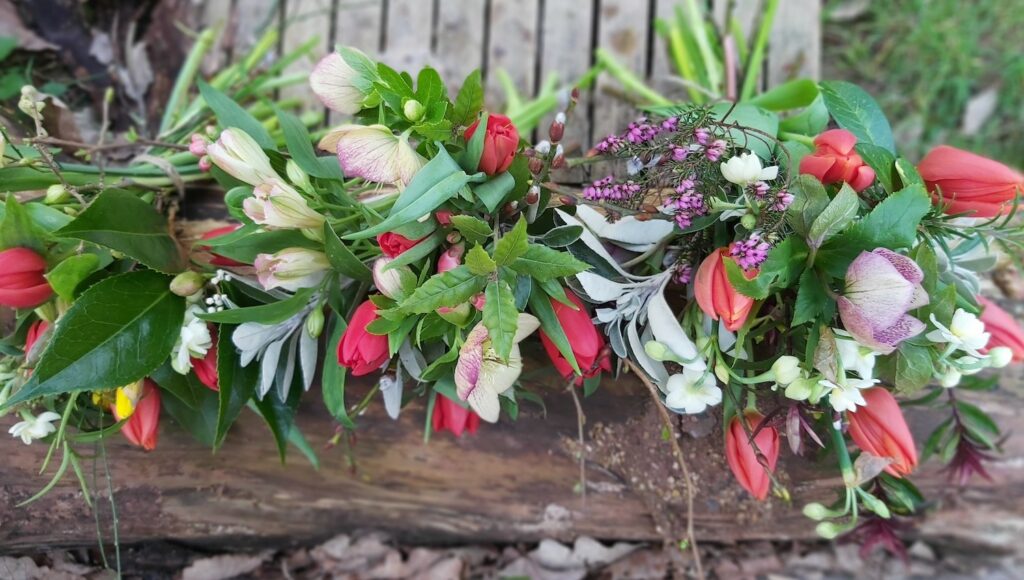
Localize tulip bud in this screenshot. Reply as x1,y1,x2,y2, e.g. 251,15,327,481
988,346,1013,368
740,213,758,230
169,271,205,297
848,387,918,478
306,308,325,338
437,243,465,273
403,99,425,122
286,159,313,193
44,184,69,204
435,210,453,226
771,356,802,386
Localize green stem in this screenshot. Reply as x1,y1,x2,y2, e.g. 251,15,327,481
595,48,672,106
778,131,816,147
160,28,216,134
740,0,780,101
830,416,856,488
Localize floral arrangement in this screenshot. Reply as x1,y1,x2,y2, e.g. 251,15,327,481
3,41,1024,556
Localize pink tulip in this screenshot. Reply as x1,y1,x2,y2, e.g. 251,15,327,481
113,380,161,451
432,393,480,437
848,387,918,477
538,291,612,383
838,249,928,354
919,145,1023,218
0,248,53,309
336,300,391,376
725,412,780,500
694,248,755,332
465,114,519,175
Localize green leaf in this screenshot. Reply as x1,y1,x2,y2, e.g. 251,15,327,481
787,175,830,237
2,271,185,410
450,69,484,127
201,228,319,264
536,277,574,308
56,189,185,273
399,266,485,314
819,80,895,153
251,388,299,463
215,326,258,447
324,222,372,282
321,313,355,428
483,281,518,361
541,225,584,248
474,172,515,213
45,254,100,302
199,287,316,324
509,244,590,281
528,286,580,375
450,215,492,244
0,36,17,60
0,196,44,251
725,238,806,299
747,78,819,111
877,341,934,395
778,95,829,135
808,184,860,250
277,107,344,180
894,158,924,188
493,218,528,266
855,142,896,193
921,417,952,463
465,244,497,275
152,363,219,447
956,400,1000,437
710,102,779,161
199,80,274,149
463,111,489,172
792,269,835,326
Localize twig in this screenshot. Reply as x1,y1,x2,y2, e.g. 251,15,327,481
32,136,190,153
566,380,587,502
625,360,705,580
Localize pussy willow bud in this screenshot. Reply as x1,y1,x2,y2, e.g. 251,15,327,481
535,140,551,156
44,184,69,204
526,185,540,205
306,308,325,338
528,157,544,174
403,99,425,122
523,147,536,157
551,154,566,169
549,117,565,143
169,271,205,297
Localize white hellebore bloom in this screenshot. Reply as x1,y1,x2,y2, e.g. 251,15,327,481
243,178,325,230
172,306,213,375
455,314,540,422
254,247,331,292
720,151,779,186
819,377,878,413
926,309,990,356
206,128,277,186
771,355,802,386
318,124,426,187
9,411,61,444
309,49,373,115
664,368,722,414
835,330,878,379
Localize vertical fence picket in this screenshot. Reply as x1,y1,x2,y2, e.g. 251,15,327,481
333,0,384,124
435,0,487,95
281,0,335,107
382,0,434,72
767,0,820,86
485,0,539,112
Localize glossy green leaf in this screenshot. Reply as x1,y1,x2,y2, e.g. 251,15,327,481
808,184,860,250
215,325,258,448
399,266,485,314
877,341,934,394
152,363,219,447
45,254,100,301
483,280,518,362
726,238,805,299
528,286,580,375
509,244,590,281
450,69,484,127
820,80,895,153
199,80,274,149
792,269,835,326
199,287,315,324
324,222,372,282
787,175,830,237
474,171,515,213
321,313,355,428
0,196,44,251
465,244,497,275
493,218,528,266
747,78,819,111
855,142,896,193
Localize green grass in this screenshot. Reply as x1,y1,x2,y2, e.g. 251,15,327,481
822,0,1024,164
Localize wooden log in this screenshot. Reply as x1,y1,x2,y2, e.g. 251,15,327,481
2,344,1023,553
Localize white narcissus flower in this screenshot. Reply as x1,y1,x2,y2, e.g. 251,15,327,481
9,411,61,444
820,377,878,413
455,314,540,422
243,179,325,230
664,368,722,414
926,309,990,357
309,49,373,115
720,151,779,186
834,330,878,379
318,124,425,187
172,306,213,375
254,248,331,292
206,128,277,186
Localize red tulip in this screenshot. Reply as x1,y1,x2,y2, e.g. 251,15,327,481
978,295,1024,363
847,387,917,478
694,248,755,332
918,145,1023,218
113,380,161,451
465,113,519,175
725,412,780,500
337,300,391,376
431,392,480,437
377,232,424,258
0,247,53,309
539,291,612,383
191,324,219,391
799,129,876,192
200,225,246,267
24,320,49,356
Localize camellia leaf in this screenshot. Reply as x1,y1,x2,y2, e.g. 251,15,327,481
152,362,219,447
199,287,316,324
493,218,528,266
527,285,580,375
483,280,518,362
855,142,896,193
215,325,258,448
199,80,275,149
2,270,185,410
56,189,185,273
465,244,497,275
45,253,100,301
819,80,895,153
0,196,45,252
450,215,492,245
399,266,485,314
323,222,372,282
509,244,590,281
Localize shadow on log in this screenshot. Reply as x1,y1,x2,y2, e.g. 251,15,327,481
2,346,1023,554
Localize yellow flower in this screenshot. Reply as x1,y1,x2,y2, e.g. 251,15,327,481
114,380,145,419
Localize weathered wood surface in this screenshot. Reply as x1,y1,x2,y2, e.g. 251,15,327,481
2,345,1023,553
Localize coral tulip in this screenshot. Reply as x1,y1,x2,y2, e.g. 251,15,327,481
336,300,391,376
838,249,928,354
977,295,1024,363
919,145,1023,218
0,248,53,309
799,129,876,192
432,392,480,437
725,412,780,500
847,387,918,477
24,320,49,357
694,248,755,332
465,114,519,175
113,380,161,451
191,325,219,391
539,291,612,383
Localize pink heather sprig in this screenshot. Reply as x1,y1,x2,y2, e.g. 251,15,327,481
772,190,795,211
730,233,771,270
674,262,693,285
582,176,643,202
670,177,707,229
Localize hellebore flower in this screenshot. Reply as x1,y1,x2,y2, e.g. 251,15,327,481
819,377,878,413
695,248,756,332
309,49,373,115
539,291,612,384
926,308,990,357
254,248,330,292
838,249,928,354
336,300,391,376
243,179,324,230
113,380,161,451
720,151,778,186
0,247,53,309
799,129,876,192
918,145,1023,218
207,128,277,186
455,314,540,422
8,410,61,445
977,295,1024,362
432,392,481,437
847,387,918,477
465,113,519,175
318,124,425,187
377,232,424,258
664,368,722,414
835,329,878,379
725,412,780,500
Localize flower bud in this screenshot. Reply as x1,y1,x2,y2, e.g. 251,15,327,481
528,157,544,174
771,355,802,385
549,117,565,143
199,156,212,172
44,184,69,204
306,308,325,338
559,195,576,206
372,257,415,300
169,271,206,297
802,502,830,521
740,213,758,230
525,185,540,205
189,133,208,157
435,210,453,226
551,154,566,169
988,346,1013,368
644,340,673,362
785,376,820,402
714,362,730,384
535,140,551,156
815,521,845,540
939,367,962,388
286,159,313,192
403,99,425,122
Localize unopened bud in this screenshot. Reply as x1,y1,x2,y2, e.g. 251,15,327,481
189,133,208,157
199,156,212,172
802,502,829,521
501,201,519,216
170,271,205,297
641,204,659,214
535,140,551,155
570,87,580,103
815,521,845,540
558,195,576,206
286,159,312,192
446,231,462,244
525,185,540,205
528,157,544,174
740,213,758,230
44,184,69,204
403,99,425,122
306,308,325,338
551,154,566,169
523,147,536,157
549,120,564,143
987,346,1013,369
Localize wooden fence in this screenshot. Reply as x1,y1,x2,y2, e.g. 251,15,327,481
200,0,820,173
